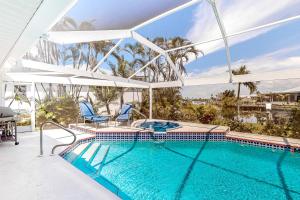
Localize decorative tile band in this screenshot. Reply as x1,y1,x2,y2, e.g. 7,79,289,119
67,126,299,153
93,132,226,141
226,137,300,152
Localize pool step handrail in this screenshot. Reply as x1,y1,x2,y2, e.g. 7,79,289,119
131,108,148,126
40,121,77,156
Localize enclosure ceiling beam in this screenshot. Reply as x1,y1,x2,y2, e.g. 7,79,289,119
91,39,124,72
131,32,166,55
165,54,185,84
166,14,300,53
5,73,148,88
128,54,161,80
150,68,300,88
207,0,232,83
232,69,300,83
131,31,184,84
20,59,149,87
46,29,131,44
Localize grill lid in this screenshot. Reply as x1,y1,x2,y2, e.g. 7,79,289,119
0,107,16,118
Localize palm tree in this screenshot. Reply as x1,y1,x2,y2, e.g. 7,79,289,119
92,86,119,115
232,65,258,120
232,65,257,100
109,53,133,107
166,37,202,81
150,37,201,82
124,37,200,118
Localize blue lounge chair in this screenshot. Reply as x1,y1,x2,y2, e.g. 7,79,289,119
79,101,109,126
115,104,133,126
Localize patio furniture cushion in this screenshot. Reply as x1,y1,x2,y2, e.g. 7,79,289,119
79,101,95,117
116,114,130,122
119,104,132,115
85,115,109,123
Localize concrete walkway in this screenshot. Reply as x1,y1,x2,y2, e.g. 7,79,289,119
0,130,119,200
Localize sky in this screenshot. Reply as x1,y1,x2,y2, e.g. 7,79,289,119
63,0,300,98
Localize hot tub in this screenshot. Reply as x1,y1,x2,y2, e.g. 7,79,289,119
138,121,180,133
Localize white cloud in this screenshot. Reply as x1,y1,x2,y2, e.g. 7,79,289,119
182,45,300,98
189,45,300,78
186,0,300,55
182,0,300,98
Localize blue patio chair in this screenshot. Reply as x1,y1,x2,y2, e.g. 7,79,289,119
79,101,109,126
115,104,133,126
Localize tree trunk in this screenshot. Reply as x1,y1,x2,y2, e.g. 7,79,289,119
237,83,241,100
105,103,111,115
237,83,241,120
49,83,53,98
120,89,124,109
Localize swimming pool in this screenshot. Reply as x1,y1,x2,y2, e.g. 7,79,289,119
63,140,300,200
139,121,180,132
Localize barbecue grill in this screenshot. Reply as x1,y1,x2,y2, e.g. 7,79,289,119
0,107,18,145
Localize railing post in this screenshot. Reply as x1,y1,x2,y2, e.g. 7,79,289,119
40,124,43,156
39,121,77,156
149,86,153,119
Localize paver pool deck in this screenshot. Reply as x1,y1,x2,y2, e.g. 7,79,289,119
0,130,119,200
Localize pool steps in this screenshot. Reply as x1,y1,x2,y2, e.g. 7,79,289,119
90,145,110,169
81,142,101,162
95,145,110,175
64,142,90,163
88,144,102,166
68,142,111,175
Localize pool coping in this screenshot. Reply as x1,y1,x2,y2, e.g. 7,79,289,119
227,131,300,152
67,123,300,153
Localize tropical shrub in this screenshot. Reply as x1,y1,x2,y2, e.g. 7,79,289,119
261,120,287,137
36,96,79,126
180,101,198,122
219,90,237,120
288,106,300,138
195,104,218,124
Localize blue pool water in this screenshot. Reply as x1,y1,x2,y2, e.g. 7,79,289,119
64,141,300,200
139,121,180,132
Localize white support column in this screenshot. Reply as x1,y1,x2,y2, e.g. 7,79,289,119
149,86,153,119
30,82,36,131
207,0,233,82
